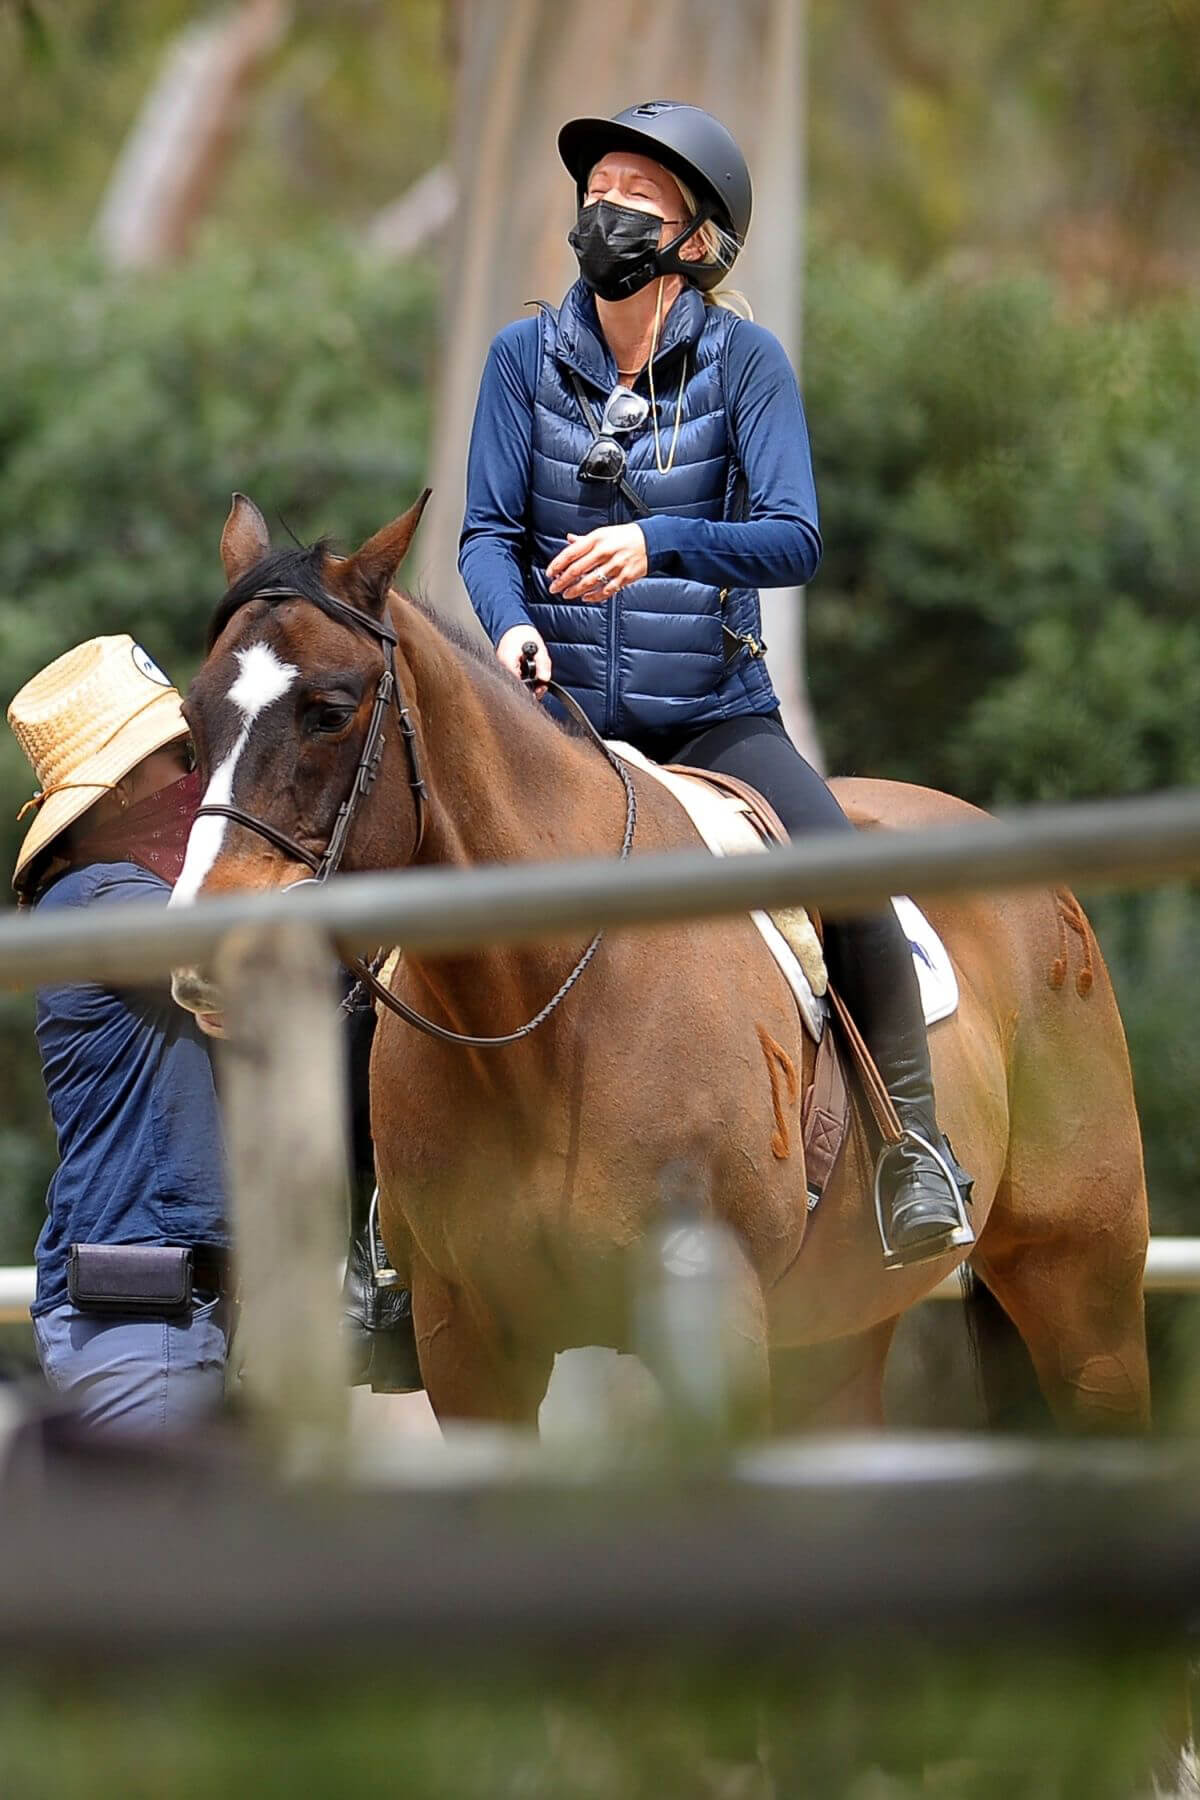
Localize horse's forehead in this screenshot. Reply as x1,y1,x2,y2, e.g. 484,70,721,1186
200,607,298,705
196,595,371,734
190,627,300,758
226,639,299,720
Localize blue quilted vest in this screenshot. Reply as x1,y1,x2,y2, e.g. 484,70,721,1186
527,281,778,740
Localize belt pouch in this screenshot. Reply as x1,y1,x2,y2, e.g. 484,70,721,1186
67,1244,193,1316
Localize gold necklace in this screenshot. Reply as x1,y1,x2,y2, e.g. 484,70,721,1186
646,279,685,475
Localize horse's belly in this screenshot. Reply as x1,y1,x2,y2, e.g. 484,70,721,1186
377,1086,807,1353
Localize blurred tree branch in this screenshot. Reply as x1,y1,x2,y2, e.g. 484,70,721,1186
94,0,290,270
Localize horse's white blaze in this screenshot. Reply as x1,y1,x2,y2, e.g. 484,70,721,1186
170,642,299,907
170,730,248,906
227,642,299,719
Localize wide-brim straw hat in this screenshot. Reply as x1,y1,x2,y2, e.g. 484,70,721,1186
8,635,188,893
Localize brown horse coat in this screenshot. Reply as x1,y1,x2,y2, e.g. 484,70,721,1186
172,498,1150,1432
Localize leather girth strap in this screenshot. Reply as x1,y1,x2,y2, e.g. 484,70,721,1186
659,760,905,1191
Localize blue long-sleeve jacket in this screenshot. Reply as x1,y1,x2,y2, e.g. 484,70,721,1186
459,280,821,738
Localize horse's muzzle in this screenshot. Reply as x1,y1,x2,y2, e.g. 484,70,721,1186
171,968,226,1036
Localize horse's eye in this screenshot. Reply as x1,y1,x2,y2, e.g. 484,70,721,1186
305,702,356,737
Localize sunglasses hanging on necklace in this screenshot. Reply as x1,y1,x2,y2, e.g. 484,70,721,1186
578,281,686,487
575,383,650,483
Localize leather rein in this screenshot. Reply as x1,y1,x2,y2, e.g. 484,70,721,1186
195,585,637,1049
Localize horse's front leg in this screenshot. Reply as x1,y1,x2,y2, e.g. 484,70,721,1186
409,1254,554,1429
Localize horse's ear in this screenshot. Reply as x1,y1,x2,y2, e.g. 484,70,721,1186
345,488,432,611
220,493,271,585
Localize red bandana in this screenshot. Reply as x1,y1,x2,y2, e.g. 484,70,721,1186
72,771,202,887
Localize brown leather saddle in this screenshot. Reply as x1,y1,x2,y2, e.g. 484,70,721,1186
663,764,907,1208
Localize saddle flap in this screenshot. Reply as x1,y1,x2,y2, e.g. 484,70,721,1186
661,763,789,848
610,742,830,1034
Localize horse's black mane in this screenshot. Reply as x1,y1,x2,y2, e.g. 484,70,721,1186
207,540,338,650
206,538,542,715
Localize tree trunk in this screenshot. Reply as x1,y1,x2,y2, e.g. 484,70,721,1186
94,0,290,271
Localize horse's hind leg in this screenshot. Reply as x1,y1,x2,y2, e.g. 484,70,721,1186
974,1227,1150,1433
973,901,1152,1433
974,1093,1151,1433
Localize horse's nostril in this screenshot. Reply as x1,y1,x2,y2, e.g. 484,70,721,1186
171,969,222,1015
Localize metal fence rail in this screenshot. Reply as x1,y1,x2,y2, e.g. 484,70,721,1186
3,1239,1198,1326
2,785,1200,991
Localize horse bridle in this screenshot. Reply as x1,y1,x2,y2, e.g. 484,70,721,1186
197,585,429,878
196,583,637,1049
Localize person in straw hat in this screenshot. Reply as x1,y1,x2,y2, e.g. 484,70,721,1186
8,635,231,1434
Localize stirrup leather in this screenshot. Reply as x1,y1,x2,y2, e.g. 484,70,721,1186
873,1129,975,1271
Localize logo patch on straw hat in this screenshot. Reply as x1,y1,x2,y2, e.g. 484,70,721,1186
131,644,171,687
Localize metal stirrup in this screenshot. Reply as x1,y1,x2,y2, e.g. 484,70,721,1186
367,1187,400,1290
873,1129,975,1271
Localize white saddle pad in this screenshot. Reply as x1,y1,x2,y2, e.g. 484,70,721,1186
892,894,959,1025
611,745,958,1040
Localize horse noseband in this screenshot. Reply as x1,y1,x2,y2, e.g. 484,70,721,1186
194,584,429,882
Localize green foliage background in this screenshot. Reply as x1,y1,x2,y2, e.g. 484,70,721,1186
0,243,437,1259
0,240,1197,1256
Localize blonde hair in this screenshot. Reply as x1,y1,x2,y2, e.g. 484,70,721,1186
675,177,753,319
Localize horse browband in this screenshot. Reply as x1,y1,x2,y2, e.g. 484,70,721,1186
196,581,637,1050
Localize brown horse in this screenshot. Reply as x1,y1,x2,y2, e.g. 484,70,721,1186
171,494,1150,1433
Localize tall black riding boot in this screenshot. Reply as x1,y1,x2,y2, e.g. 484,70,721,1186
341,1177,423,1392
824,909,973,1268
340,983,423,1393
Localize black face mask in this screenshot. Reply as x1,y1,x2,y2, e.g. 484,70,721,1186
567,199,708,302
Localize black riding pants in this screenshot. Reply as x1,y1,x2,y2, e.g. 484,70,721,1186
641,710,852,839
628,710,935,1121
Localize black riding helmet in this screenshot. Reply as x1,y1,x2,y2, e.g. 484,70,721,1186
558,99,753,270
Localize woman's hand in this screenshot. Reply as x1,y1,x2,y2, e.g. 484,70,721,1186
546,524,648,600
496,625,552,696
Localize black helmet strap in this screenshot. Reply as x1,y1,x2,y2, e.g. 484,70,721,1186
653,197,716,281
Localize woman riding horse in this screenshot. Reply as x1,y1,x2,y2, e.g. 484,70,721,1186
460,100,968,1268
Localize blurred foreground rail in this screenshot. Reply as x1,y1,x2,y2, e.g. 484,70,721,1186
0,1425,1199,1666
3,785,1200,990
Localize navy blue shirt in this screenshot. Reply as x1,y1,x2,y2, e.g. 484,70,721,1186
459,306,822,648
31,861,228,1317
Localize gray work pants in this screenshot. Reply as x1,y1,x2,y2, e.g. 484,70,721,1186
32,1296,230,1435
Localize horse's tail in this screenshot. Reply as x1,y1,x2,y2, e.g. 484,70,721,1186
960,1265,1051,1431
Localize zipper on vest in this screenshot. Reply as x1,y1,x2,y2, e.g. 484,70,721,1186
719,587,768,666
605,587,621,736
603,483,621,736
